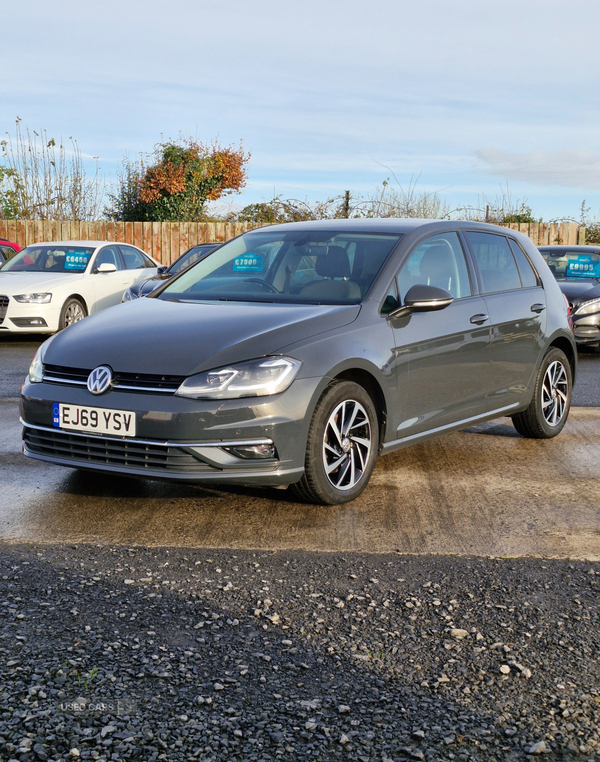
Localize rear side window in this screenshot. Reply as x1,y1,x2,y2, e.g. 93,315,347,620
120,245,153,269
465,232,522,293
508,239,538,287
0,245,16,261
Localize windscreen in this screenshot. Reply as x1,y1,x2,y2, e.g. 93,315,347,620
541,250,600,281
169,245,218,276
158,230,401,305
0,245,95,273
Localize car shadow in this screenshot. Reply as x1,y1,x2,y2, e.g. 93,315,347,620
460,418,522,438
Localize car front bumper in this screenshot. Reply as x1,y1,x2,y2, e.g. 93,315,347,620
0,296,60,333
20,377,321,486
572,313,600,345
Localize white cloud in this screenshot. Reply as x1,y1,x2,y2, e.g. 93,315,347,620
476,148,600,189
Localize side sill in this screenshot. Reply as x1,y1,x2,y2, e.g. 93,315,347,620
380,403,520,455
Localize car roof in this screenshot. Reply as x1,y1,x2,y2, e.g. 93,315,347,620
24,240,142,247
538,245,600,252
248,218,527,235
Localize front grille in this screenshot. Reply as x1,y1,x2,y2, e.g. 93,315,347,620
112,371,186,392
0,295,8,325
43,364,185,394
23,427,212,473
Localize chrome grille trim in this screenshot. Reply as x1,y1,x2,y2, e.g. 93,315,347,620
42,364,185,394
20,418,273,448
42,375,87,386
112,384,176,394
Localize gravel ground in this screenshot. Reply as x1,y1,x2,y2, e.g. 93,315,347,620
1,544,599,761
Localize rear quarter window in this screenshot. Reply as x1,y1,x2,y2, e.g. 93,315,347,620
508,239,539,288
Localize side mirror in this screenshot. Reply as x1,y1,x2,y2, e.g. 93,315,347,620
157,265,169,274
96,262,117,273
390,284,454,318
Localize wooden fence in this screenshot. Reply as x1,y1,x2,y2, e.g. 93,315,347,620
497,221,584,246
0,221,260,266
0,219,585,265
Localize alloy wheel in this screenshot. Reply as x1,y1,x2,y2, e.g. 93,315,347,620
64,302,85,325
541,360,568,427
322,399,371,491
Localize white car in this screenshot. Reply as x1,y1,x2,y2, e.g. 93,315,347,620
0,241,159,334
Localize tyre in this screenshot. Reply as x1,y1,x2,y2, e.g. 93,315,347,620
292,380,379,505
59,298,86,330
511,347,572,439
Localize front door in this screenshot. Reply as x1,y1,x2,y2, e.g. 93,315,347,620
91,245,130,311
389,231,492,439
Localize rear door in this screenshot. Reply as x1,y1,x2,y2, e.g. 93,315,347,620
463,231,545,412
389,231,491,438
118,245,158,288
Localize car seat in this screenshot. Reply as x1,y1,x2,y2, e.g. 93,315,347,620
299,246,361,300
418,244,459,296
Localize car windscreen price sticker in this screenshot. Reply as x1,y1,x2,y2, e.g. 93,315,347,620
566,256,600,278
233,254,264,272
64,250,92,272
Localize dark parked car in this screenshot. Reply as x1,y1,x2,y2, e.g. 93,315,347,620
538,245,600,351
121,242,220,301
21,219,575,504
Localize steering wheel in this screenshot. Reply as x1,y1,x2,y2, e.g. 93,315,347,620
242,277,279,294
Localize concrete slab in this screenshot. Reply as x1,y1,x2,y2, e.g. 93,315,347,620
2,399,599,560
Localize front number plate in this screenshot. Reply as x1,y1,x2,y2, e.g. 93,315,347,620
53,403,137,437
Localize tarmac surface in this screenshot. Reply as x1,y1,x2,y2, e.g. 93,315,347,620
1,337,599,560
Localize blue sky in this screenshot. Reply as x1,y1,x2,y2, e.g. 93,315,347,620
2,0,600,220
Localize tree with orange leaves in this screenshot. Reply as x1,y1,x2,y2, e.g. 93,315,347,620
106,137,249,221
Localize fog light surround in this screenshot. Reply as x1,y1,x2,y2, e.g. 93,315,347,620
223,443,277,460
11,317,48,327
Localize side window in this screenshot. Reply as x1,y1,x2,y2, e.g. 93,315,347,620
94,246,122,270
120,245,150,269
465,232,522,293
396,232,472,303
508,239,538,288
0,245,15,261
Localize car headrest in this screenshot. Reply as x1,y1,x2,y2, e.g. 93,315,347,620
315,246,351,278
419,244,456,279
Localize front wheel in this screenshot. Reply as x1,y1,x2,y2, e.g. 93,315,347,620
512,347,572,438
292,380,379,505
59,298,87,331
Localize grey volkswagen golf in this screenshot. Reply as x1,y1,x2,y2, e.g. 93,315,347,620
21,219,576,504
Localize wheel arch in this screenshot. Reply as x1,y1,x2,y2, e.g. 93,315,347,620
548,334,576,385
62,294,89,315
330,367,388,448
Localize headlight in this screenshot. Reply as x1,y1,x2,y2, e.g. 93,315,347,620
574,297,600,316
175,356,302,400
14,293,52,304
121,288,135,302
27,336,55,383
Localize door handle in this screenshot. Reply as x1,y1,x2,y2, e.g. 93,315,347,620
470,313,489,325
530,303,545,313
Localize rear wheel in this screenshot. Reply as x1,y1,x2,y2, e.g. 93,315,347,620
292,380,379,505
59,298,86,330
512,347,572,438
